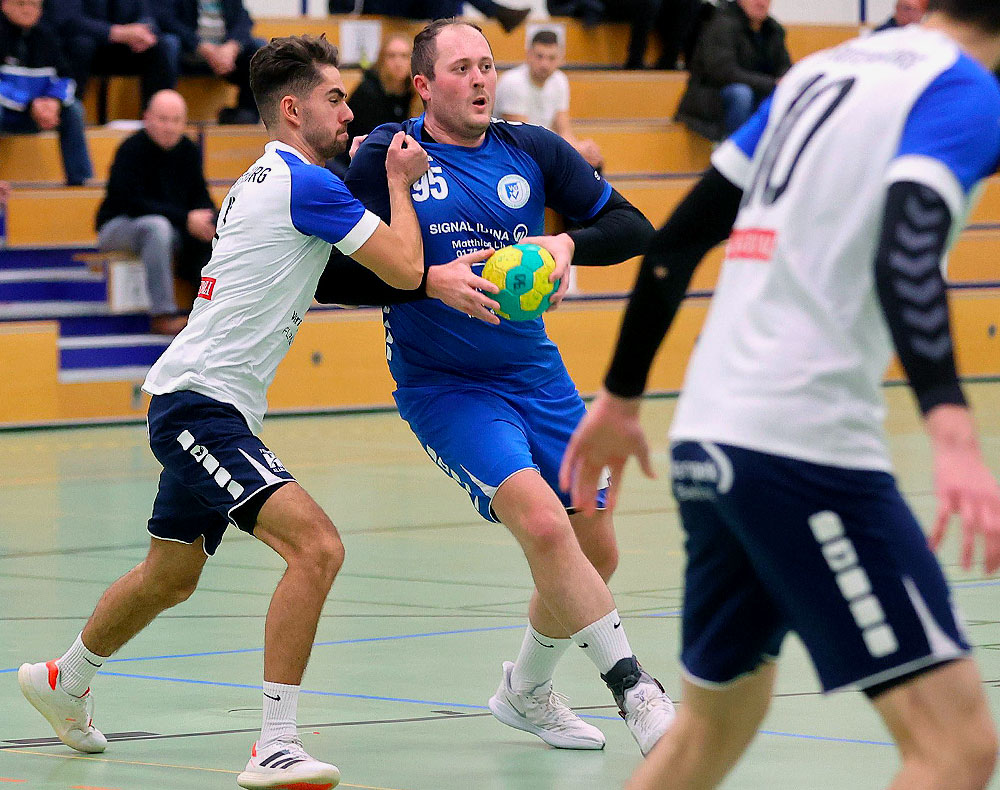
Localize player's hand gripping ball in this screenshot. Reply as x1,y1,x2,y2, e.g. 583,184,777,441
481,243,560,321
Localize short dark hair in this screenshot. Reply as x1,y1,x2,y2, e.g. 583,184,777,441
927,0,1000,32
411,18,485,81
530,30,559,47
250,35,340,128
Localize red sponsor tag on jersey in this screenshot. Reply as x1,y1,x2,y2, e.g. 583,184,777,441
197,277,216,300
727,228,777,261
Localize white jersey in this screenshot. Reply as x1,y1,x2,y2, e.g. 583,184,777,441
671,27,1000,471
494,63,570,130
143,141,380,432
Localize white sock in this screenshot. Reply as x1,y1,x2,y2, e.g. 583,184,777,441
571,609,633,674
56,633,106,698
259,681,299,748
510,625,571,692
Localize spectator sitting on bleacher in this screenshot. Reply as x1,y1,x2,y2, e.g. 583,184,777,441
96,90,215,336
873,0,927,32
330,32,416,175
0,0,93,185
362,1,530,34
494,29,603,170
675,0,790,141
48,0,179,112
155,0,263,124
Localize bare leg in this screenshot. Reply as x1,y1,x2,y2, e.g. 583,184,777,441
82,536,208,656
252,482,345,684
875,659,998,790
527,508,619,638
492,470,615,633
627,665,776,790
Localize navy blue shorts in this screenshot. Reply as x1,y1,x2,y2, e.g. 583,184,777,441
671,441,970,693
146,391,295,556
393,373,607,522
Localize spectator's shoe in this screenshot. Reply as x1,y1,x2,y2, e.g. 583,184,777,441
488,661,606,749
17,661,108,754
150,315,187,336
603,657,676,755
494,5,530,32
237,737,340,790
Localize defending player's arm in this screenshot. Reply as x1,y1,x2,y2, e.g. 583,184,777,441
316,126,501,323
347,131,427,289
873,68,1000,572
560,97,772,513
556,167,742,512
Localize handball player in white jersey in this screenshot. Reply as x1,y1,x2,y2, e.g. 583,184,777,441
19,35,430,790
563,1,1000,787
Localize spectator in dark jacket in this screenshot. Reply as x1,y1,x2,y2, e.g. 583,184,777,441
0,0,93,185
330,32,415,174
873,0,927,32
676,0,791,141
47,0,179,109
96,90,215,335
155,0,263,124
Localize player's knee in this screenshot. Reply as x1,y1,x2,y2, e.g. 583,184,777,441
517,508,575,557
953,721,998,789
143,572,200,609
287,522,344,587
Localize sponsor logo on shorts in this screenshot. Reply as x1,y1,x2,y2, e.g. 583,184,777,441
176,429,244,500
197,277,217,300
260,449,286,473
809,510,898,659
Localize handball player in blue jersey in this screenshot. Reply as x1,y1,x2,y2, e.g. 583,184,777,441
563,0,1000,787
316,19,676,754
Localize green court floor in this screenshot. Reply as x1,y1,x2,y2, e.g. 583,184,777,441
1,386,998,790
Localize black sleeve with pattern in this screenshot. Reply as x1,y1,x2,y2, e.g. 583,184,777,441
604,167,743,397
874,181,966,414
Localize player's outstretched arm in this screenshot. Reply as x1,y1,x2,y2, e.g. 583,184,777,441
351,131,427,289
873,180,1000,574
560,166,742,512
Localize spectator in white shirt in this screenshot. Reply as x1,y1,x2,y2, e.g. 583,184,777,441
495,29,604,170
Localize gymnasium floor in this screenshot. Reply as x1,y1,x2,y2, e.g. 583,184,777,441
1,385,998,790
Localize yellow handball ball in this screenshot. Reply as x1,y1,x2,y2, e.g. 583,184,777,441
481,243,560,321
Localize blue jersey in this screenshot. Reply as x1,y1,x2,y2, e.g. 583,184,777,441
345,116,612,390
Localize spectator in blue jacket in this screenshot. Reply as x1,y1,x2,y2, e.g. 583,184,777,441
47,0,179,110
0,0,92,185
155,0,263,124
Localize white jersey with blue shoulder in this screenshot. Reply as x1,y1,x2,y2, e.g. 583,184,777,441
143,141,380,432
670,26,1000,471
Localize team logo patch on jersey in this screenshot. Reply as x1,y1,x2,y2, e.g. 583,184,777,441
497,175,530,209
197,277,217,300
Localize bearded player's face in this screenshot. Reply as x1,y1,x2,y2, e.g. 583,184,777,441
297,64,354,160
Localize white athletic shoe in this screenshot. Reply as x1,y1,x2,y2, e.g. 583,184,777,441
237,737,341,790
488,661,606,750
616,671,676,756
17,660,108,754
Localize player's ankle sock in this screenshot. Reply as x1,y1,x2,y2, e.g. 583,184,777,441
56,633,106,697
571,609,633,674
259,681,300,747
510,625,571,692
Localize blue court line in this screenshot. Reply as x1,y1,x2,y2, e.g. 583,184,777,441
0,613,683,674
951,579,1000,589
80,670,895,746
